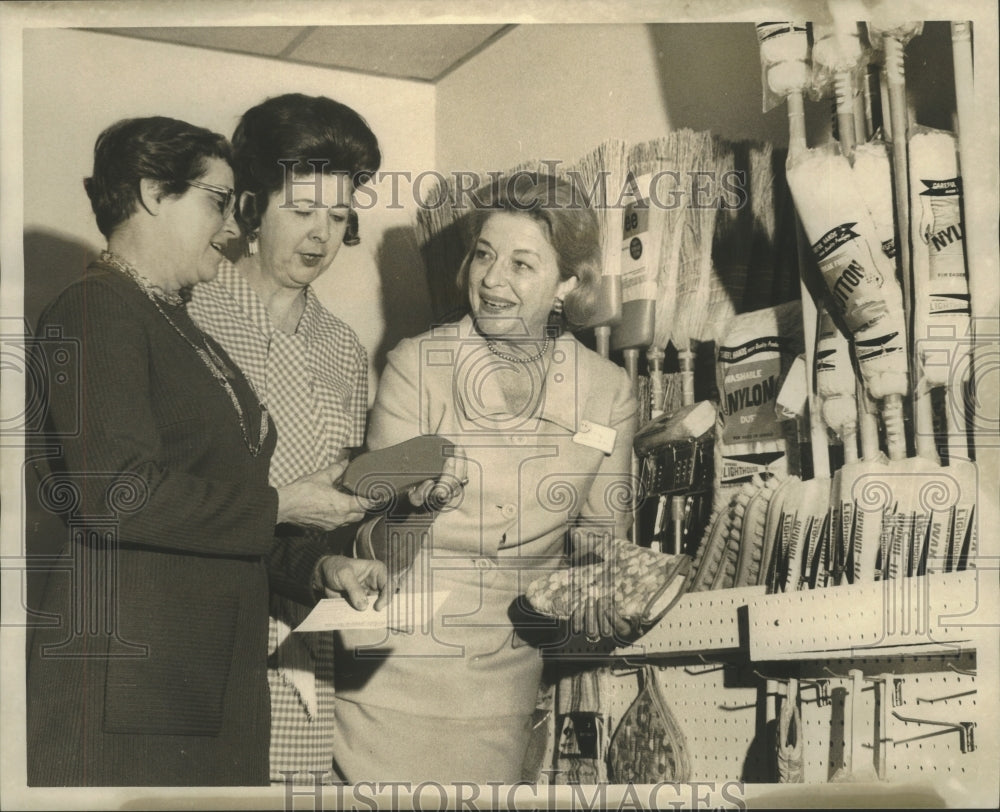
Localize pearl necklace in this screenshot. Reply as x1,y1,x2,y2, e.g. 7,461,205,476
485,336,551,364
101,251,270,457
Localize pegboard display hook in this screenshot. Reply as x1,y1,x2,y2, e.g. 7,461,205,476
798,679,831,706
891,711,976,754
915,688,977,705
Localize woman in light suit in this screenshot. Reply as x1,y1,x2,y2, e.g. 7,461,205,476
332,173,638,782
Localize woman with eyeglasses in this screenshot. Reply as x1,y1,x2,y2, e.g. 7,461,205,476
25,116,392,786
187,93,424,786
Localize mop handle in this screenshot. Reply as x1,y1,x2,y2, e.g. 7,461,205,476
799,261,831,480
786,92,807,157
857,381,880,460
951,21,996,465
835,71,857,156
883,36,916,377
951,21,996,325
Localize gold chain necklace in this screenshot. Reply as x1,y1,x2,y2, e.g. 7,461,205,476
101,251,270,457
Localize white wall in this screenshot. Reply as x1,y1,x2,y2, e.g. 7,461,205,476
22,27,436,383
435,23,831,174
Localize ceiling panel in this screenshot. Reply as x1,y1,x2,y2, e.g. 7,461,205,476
90,25,512,83
291,24,508,81
96,27,310,58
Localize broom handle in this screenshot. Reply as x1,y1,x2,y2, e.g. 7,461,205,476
622,347,642,544
884,36,928,461
594,325,610,359
647,347,665,418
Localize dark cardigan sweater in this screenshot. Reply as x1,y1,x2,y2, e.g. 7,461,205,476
26,266,325,786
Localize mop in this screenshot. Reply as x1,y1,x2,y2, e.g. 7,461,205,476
786,146,910,582
909,127,978,574
874,18,975,581
755,20,834,594
949,20,990,569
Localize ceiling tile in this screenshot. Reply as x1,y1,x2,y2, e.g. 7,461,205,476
291,25,507,81
92,27,309,58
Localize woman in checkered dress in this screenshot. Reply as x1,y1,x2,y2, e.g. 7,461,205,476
188,93,381,785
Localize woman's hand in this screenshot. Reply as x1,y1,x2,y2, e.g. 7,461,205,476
569,595,637,642
566,528,637,643
276,461,374,529
313,554,391,611
402,448,468,511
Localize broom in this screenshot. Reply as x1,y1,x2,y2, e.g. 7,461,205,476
646,131,701,417
414,171,490,321
612,139,667,390
667,130,717,409
572,140,629,359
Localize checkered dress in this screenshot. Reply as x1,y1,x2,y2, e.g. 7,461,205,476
189,259,367,783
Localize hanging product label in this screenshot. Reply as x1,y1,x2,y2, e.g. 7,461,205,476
919,177,965,278
718,337,790,443
909,128,972,389
917,176,971,329
719,451,787,484
620,195,657,304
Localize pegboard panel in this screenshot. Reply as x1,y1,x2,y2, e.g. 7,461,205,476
617,584,767,658
593,649,990,785
747,571,994,660
787,651,985,783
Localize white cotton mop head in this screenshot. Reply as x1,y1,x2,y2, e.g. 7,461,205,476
786,147,909,402
908,127,972,389
852,141,896,260
815,305,858,443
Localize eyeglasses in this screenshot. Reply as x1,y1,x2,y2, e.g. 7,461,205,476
187,179,236,219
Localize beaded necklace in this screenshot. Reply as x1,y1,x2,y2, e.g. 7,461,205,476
101,251,269,457
485,335,551,364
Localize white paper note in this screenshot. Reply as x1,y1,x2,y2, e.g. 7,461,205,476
294,591,451,632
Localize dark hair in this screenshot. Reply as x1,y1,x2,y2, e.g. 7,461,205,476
457,173,602,331
84,116,232,238
232,93,381,243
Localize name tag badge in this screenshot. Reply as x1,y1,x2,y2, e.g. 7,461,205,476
573,420,617,455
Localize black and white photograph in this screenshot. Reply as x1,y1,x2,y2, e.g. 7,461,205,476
1,1,998,809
